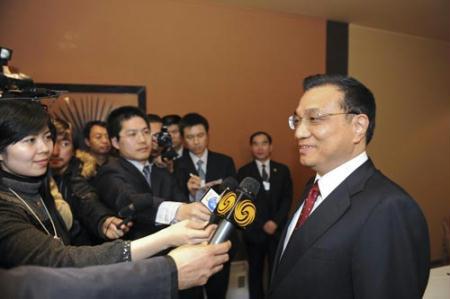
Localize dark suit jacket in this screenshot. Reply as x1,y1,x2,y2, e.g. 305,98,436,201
1,256,177,299
173,150,236,200
268,159,430,299
95,157,186,239
237,160,293,243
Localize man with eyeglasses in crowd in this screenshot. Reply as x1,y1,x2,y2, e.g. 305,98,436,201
268,74,430,299
95,106,211,240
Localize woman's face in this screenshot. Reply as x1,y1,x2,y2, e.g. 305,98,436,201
0,127,53,177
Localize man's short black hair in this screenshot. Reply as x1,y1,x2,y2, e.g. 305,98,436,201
303,74,376,144
107,106,148,140
83,120,107,140
162,114,181,127
147,114,162,124
179,113,209,137
249,131,272,144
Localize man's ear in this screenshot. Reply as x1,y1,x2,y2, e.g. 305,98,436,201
84,138,91,148
352,114,369,144
111,137,120,150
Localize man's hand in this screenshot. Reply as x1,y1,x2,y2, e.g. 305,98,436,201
176,202,211,222
187,175,202,195
263,220,278,235
164,220,217,247
102,216,132,239
168,241,231,290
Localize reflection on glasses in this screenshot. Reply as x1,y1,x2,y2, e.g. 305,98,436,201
121,128,151,139
288,110,358,130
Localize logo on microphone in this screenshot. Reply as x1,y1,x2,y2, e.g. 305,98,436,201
233,199,256,228
216,192,236,216
215,191,256,229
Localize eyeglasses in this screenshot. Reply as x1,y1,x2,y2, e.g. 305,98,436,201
288,110,358,130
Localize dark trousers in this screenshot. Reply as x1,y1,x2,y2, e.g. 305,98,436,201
246,237,278,299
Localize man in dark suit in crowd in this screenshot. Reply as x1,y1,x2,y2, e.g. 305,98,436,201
268,74,430,299
237,131,292,299
95,107,210,240
174,112,236,299
1,241,231,299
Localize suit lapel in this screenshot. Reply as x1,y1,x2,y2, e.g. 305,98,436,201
270,159,375,289
250,161,262,181
119,157,152,192
151,167,162,195
270,179,312,284
269,161,278,183
183,155,197,176
205,152,214,181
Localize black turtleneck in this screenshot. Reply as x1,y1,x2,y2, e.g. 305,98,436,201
0,167,70,244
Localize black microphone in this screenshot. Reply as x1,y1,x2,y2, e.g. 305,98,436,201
209,177,259,244
115,199,154,229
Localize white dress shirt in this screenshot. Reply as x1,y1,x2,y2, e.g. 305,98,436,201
176,146,184,159
282,152,368,254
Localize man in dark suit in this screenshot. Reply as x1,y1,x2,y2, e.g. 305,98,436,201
95,106,211,240
173,112,236,299
237,131,292,299
268,74,430,299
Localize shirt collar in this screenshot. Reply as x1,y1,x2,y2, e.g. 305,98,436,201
176,147,184,158
255,159,270,169
315,152,368,200
126,159,152,173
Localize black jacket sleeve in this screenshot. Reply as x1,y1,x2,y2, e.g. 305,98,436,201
0,256,177,299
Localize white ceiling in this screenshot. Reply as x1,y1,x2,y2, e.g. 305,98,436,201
209,0,449,42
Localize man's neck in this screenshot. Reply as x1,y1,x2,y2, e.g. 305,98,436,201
192,149,207,159
90,152,108,166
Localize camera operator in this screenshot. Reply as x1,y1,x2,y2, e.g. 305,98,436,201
148,114,179,173
162,114,185,159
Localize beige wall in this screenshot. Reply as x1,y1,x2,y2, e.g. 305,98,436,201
349,24,450,261
0,0,324,199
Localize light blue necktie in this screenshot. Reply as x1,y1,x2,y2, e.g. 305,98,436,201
195,160,206,201
143,165,152,187
196,160,206,180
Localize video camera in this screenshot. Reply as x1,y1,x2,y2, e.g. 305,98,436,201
155,126,178,161
0,46,61,101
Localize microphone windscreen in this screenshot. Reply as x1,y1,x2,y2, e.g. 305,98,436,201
219,177,239,193
239,177,260,198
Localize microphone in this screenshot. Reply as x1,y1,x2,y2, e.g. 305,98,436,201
115,199,154,229
209,177,259,244
200,177,238,212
